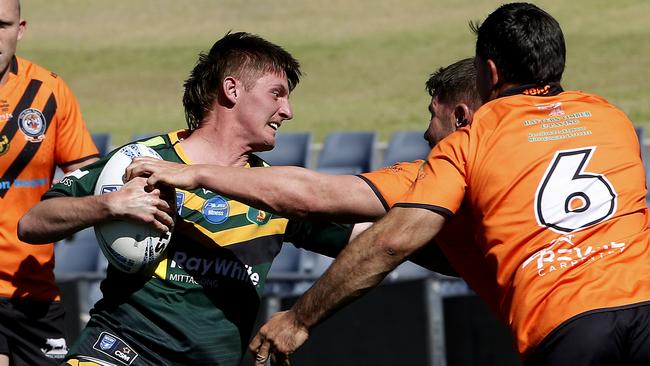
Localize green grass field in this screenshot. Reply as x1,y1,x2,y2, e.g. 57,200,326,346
19,0,650,145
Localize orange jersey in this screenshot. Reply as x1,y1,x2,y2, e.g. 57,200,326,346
0,56,98,300
360,162,500,314
397,87,650,357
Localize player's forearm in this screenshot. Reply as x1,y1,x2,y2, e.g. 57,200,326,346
291,222,403,329
195,165,379,221
18,195,111,244
290,207,446,328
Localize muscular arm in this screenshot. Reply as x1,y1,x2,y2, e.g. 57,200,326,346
127,159,386,221
18,177,174,244
250,207,446,360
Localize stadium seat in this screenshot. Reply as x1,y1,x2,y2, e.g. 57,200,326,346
91,133,112,157
54,227,101,277
317,131,377,174
635,126,646,167
54,227,107,328
265,244,304,296
257,132,312,167
382,130,430,167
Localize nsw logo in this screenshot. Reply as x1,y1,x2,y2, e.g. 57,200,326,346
99,334,116,350
93,332,139,365
203,196,229,224
101,185,122,194
176,192,185,215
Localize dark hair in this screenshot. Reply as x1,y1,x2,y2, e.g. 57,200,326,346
471,2,565,85
183,31,302,130
425,58,482,110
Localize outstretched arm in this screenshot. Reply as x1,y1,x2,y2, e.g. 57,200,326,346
249,207,446,364
18,177,175,244
126,158,385,221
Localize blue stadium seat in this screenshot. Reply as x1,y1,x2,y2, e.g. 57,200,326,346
382,130,430,167
91,133,112,157
54,227,107,322
54,227,101,277
317,131,376,174
635,126,646,167
257,132,312,167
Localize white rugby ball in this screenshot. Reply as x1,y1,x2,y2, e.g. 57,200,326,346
93,143,174,274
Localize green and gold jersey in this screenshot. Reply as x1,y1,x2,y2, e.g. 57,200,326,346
46,130,352,365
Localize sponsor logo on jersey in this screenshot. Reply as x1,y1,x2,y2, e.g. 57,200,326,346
522,234,626,277
18,108,46,142
203,196,229,224
93,331,139,365
246,207,271,225
101,185,122,194
176,191,185,215
13,178,48,188
522,85,551,96
40,337,67,359
0,135,9,156
536,101,565,117
170,250,261,286
0,112,12,122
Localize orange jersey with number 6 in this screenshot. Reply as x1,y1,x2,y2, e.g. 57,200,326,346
396,89,650,357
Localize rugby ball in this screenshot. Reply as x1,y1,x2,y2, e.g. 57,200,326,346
93,143,174,274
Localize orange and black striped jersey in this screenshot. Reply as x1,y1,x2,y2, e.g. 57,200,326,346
360,162,500,314
397,86,650,357
0,56,98,300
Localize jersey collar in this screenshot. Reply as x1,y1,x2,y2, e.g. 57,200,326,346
498,83,564,98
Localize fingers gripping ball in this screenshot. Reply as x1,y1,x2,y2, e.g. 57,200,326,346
93,143,175,273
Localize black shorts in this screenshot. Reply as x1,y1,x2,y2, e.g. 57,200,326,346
0,298,68,366
66,318,161,366
526,301,650,366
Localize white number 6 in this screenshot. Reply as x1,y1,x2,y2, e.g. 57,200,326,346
535,147,617,233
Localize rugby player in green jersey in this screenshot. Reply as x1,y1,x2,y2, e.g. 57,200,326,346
18,32,359,366
20,32,455,366
125,58,484,365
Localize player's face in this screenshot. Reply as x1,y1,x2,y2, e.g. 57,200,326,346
0,0,24,85
236,71,293,152
424,96,456,148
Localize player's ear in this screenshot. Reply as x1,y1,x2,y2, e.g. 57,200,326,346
453,103,472,128
486,59,500,89
17,19,26,41
222,76,239,105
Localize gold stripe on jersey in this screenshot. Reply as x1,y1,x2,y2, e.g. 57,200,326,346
154,258,169,279
65,358,112,366
182,191,254,217
139,136,166,147
191,217,289,247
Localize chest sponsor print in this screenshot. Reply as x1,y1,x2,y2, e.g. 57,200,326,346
203,195,229,224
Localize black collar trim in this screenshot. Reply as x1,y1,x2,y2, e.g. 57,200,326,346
9,56,18,74
498,83,564,98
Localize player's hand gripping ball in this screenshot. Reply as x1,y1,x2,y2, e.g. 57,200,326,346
93,143,175,273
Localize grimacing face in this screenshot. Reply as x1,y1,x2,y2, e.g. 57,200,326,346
234,71,294,152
